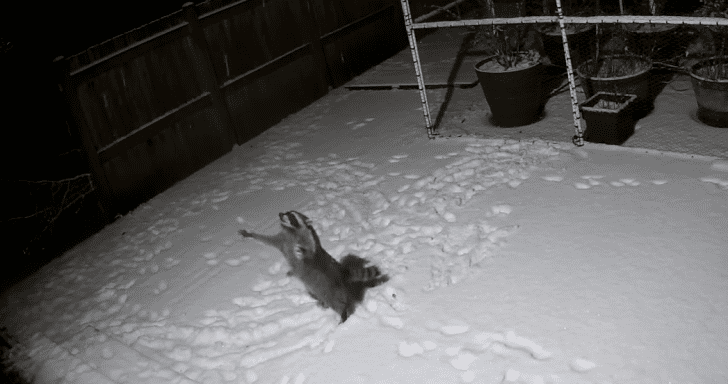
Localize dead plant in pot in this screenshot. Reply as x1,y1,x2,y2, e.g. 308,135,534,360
682,1,728,68
690,55,728,127
577,30,655,118
472,24,548,127
537,0,598,68
685,1,728,127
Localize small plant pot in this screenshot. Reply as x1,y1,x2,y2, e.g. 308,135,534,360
623,24,682,62
576,54,654,118
474,56,546,127
539,24,595,68
579,92,638,145
690,56,728,128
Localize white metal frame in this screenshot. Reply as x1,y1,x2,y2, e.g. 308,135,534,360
400,0,728,142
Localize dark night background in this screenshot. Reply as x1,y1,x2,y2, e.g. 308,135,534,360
0,0,187,293
1,0,185,180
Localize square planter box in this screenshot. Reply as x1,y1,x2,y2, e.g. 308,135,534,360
579,92,638,145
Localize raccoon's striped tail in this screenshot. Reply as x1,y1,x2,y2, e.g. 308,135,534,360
340,254,389,287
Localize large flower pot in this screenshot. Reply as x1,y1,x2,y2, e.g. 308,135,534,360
539,24,595,68
579,92,639,145
576,54,654,118
690,56,728,128
623,24,682,62
474,56,546,127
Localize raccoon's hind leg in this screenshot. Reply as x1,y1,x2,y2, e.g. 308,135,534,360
339,299,356,323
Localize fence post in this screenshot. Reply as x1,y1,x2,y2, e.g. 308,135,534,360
182,2,238,147
298,0,330,98
52,56,115,223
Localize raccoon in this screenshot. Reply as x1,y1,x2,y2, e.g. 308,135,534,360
239,210,388,322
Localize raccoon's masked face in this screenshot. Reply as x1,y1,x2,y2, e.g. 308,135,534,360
280,211,318,260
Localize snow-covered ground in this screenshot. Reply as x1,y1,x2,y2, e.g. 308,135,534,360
1,88,727,384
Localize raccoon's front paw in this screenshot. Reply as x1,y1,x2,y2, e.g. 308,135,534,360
238,229,252,238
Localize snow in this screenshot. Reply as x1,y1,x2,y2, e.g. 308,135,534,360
1,88,727,384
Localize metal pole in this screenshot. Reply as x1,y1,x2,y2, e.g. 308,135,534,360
400,0,435,139
554,0,584,146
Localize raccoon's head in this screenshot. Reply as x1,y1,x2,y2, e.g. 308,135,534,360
280,211,318,260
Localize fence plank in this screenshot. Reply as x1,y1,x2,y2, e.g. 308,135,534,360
319,3,403,88
99,70,128,141
54,56,115,220
76,78,112,149
310,0,338,35
128,141,155,200
235,8,267,73
182,2,236,149
225,81,258,144
264,0,301,58
147,48,176,116
298,0,330,98
108,68,135,138
97,93,212,164
127,55,155,129
102,156,127,210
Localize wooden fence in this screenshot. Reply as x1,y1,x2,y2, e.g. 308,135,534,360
53,0,459,218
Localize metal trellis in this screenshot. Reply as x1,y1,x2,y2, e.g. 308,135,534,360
398,1,728,142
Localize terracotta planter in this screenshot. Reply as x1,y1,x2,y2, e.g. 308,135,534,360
579,92,639,145
690,56,728,128
539,24,595,68
474,56,546,127
576,54,654,118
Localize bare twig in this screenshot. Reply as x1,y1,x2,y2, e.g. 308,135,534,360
2,173,95,256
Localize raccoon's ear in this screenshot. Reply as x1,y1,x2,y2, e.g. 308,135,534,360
284,211,312,229
290,211,312,226
297,211,313,227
